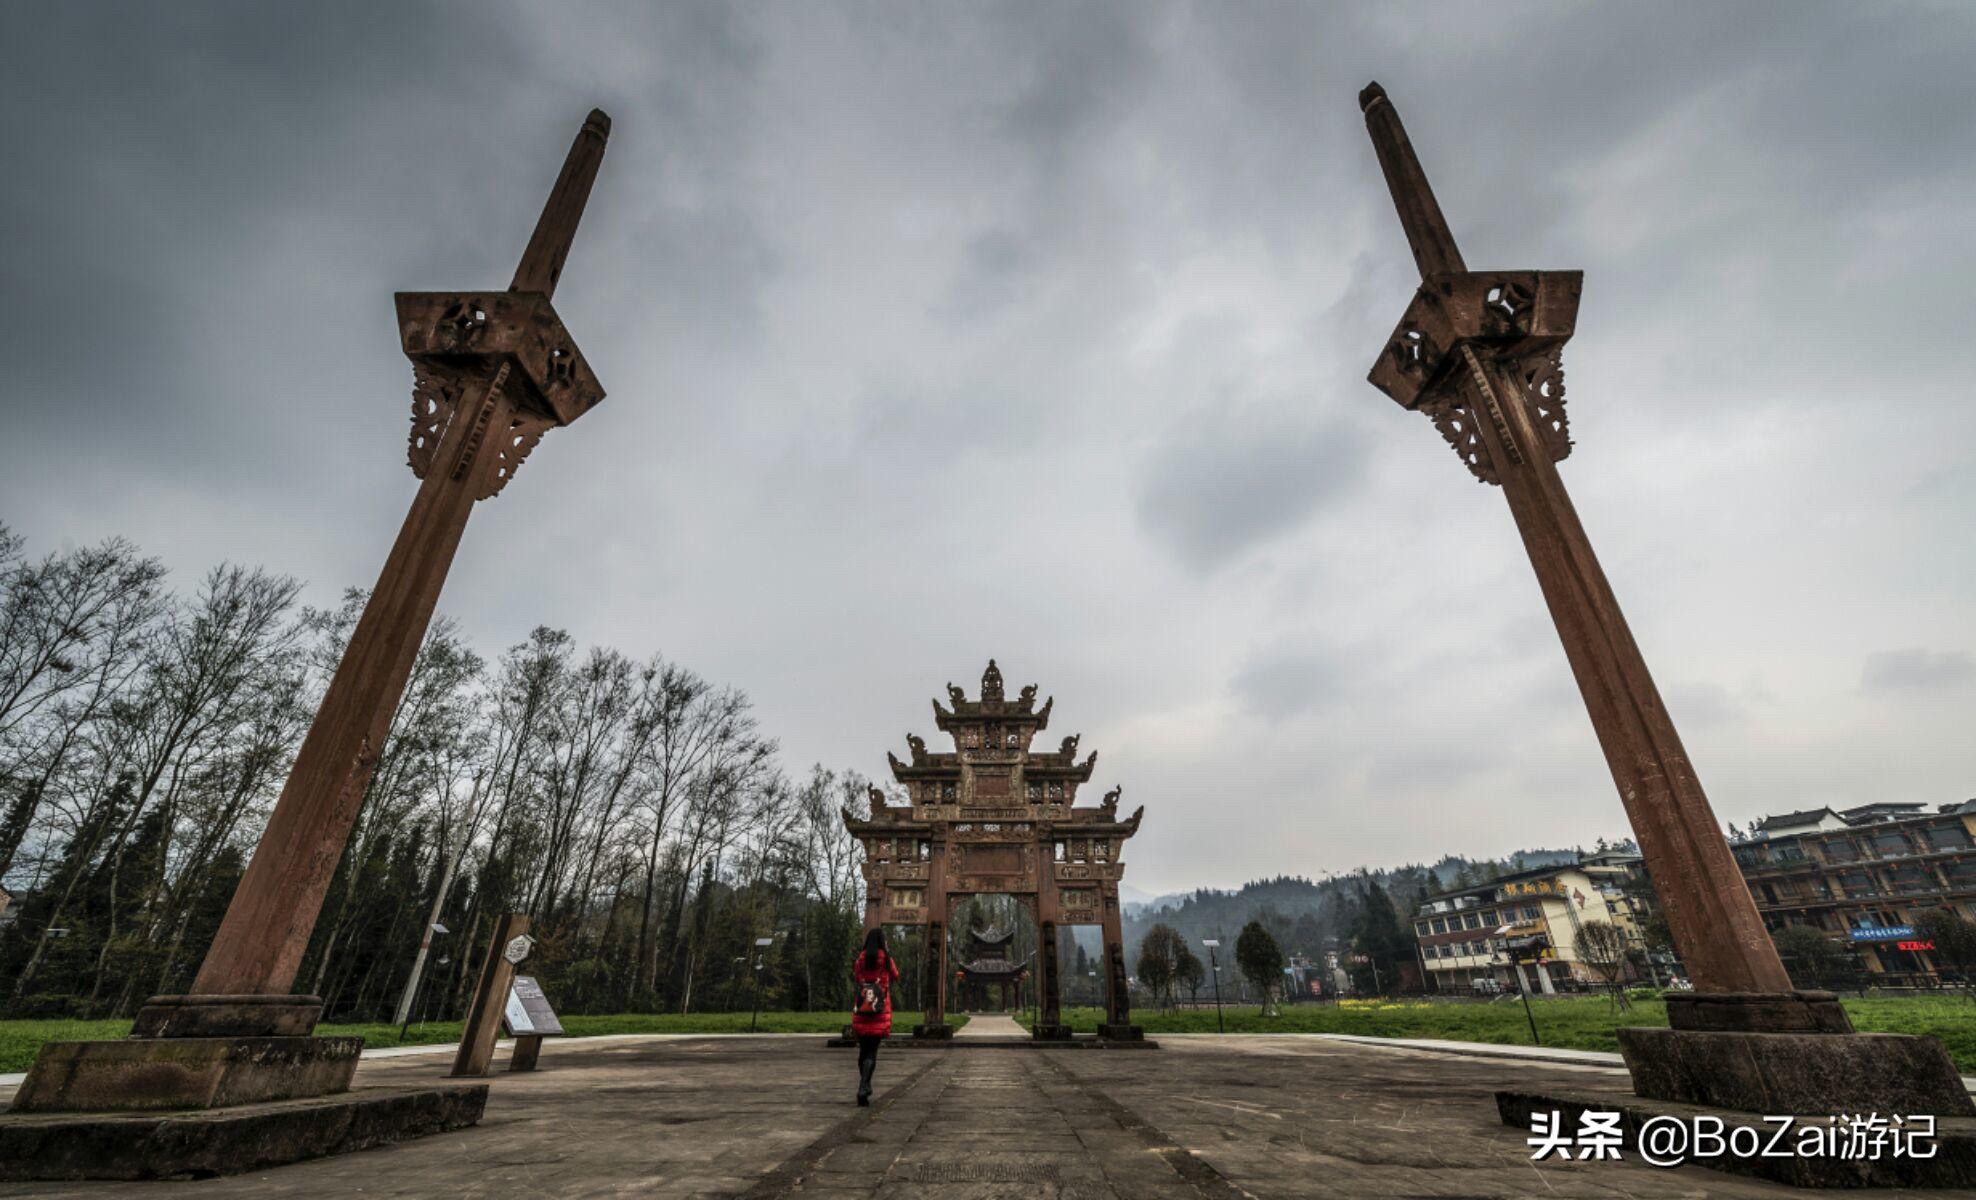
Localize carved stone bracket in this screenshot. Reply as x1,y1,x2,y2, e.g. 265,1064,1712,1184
1514,345,1571,463
1411,343,1570,486
405,362,556,499
1417,392,1496,484
407,363,471,479
1368,269,1580,484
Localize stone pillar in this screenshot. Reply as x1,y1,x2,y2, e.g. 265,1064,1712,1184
7,112,613,1124
1360,82,1820,1022
148,114,611,1034
1034,920,1068,1039
913,845,952,1037
1097,895,1141,1041
1535,965,1555,996
1360,83,1975,1121
920,921,949,1032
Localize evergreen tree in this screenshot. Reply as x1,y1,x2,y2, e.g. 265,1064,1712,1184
1235,920,1285,1015
1174,942,1205,1005
1136,924,1182,1012
1351,879,1414,994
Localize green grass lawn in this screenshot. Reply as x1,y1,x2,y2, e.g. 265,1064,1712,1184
0,1011,960,1074
1019,995,1976,1071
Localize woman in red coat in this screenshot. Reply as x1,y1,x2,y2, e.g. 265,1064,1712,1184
850,927,900,1105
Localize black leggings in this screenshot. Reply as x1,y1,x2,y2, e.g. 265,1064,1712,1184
856,1035,881,1091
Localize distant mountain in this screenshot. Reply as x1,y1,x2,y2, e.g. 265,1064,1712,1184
1112,843,1619,971
1118,882,1161,914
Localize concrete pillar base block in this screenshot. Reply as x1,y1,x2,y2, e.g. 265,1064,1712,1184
911,1023,954,1040
1665,990,1852,1034
10,1036,361,1114
131,994,324,1039
1618,1027,1974,1116
0,1083,488,1182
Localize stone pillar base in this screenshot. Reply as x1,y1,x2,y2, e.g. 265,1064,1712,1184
1031,1023,1073,1041
0,1083,487,1181
912,1022,955,1040
1097,1023,1144,1042
1618,1027,1974,1116
10,1037,360,1114
131,993,324,1038
1665,990,1851,1034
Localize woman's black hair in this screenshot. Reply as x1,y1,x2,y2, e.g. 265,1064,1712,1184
861,926,887,971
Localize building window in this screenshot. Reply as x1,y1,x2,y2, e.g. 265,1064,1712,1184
1463,913,1481,930
1826,841,1861,863
1432,918,1448,934
1927,825,1972,851
1522,905,1540,921
1890,865,1935,894
1873,833,1912,858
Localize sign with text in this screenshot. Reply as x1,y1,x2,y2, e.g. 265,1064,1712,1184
502,975,565,1037
1495,879,1563,901
1847,925,1915,942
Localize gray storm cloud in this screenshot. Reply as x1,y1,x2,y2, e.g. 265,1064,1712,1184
3,1,1973,891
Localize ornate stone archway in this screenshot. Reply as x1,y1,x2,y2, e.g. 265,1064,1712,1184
843,661,1143,1040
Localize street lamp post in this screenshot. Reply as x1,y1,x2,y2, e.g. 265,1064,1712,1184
1498,924,1540,1046
1202,939,1224,1034
398,922,447,1045
750,936,775,1033
746,941,770,1035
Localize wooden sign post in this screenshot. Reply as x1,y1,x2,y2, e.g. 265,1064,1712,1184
452,914,530,1077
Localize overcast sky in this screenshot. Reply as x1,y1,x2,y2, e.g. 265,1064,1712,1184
4,2,1974,895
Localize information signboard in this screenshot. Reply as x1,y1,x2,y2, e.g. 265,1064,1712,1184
501,974,565,1037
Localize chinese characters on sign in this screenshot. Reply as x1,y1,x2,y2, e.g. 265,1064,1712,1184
1495,880,1563,900
1528,1110,1938,1167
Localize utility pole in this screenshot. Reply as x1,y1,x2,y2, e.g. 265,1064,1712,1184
750,936,774,1032
1203,938,1225,1034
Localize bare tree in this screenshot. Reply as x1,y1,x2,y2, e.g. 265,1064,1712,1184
1574,919,1633,1012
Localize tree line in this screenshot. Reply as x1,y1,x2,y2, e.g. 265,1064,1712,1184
0,525,881,1023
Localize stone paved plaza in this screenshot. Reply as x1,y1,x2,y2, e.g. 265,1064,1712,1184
2,1032,1904,1198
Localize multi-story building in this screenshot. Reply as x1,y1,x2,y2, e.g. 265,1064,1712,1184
1412,860,1641,994
1733,799,1976,986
